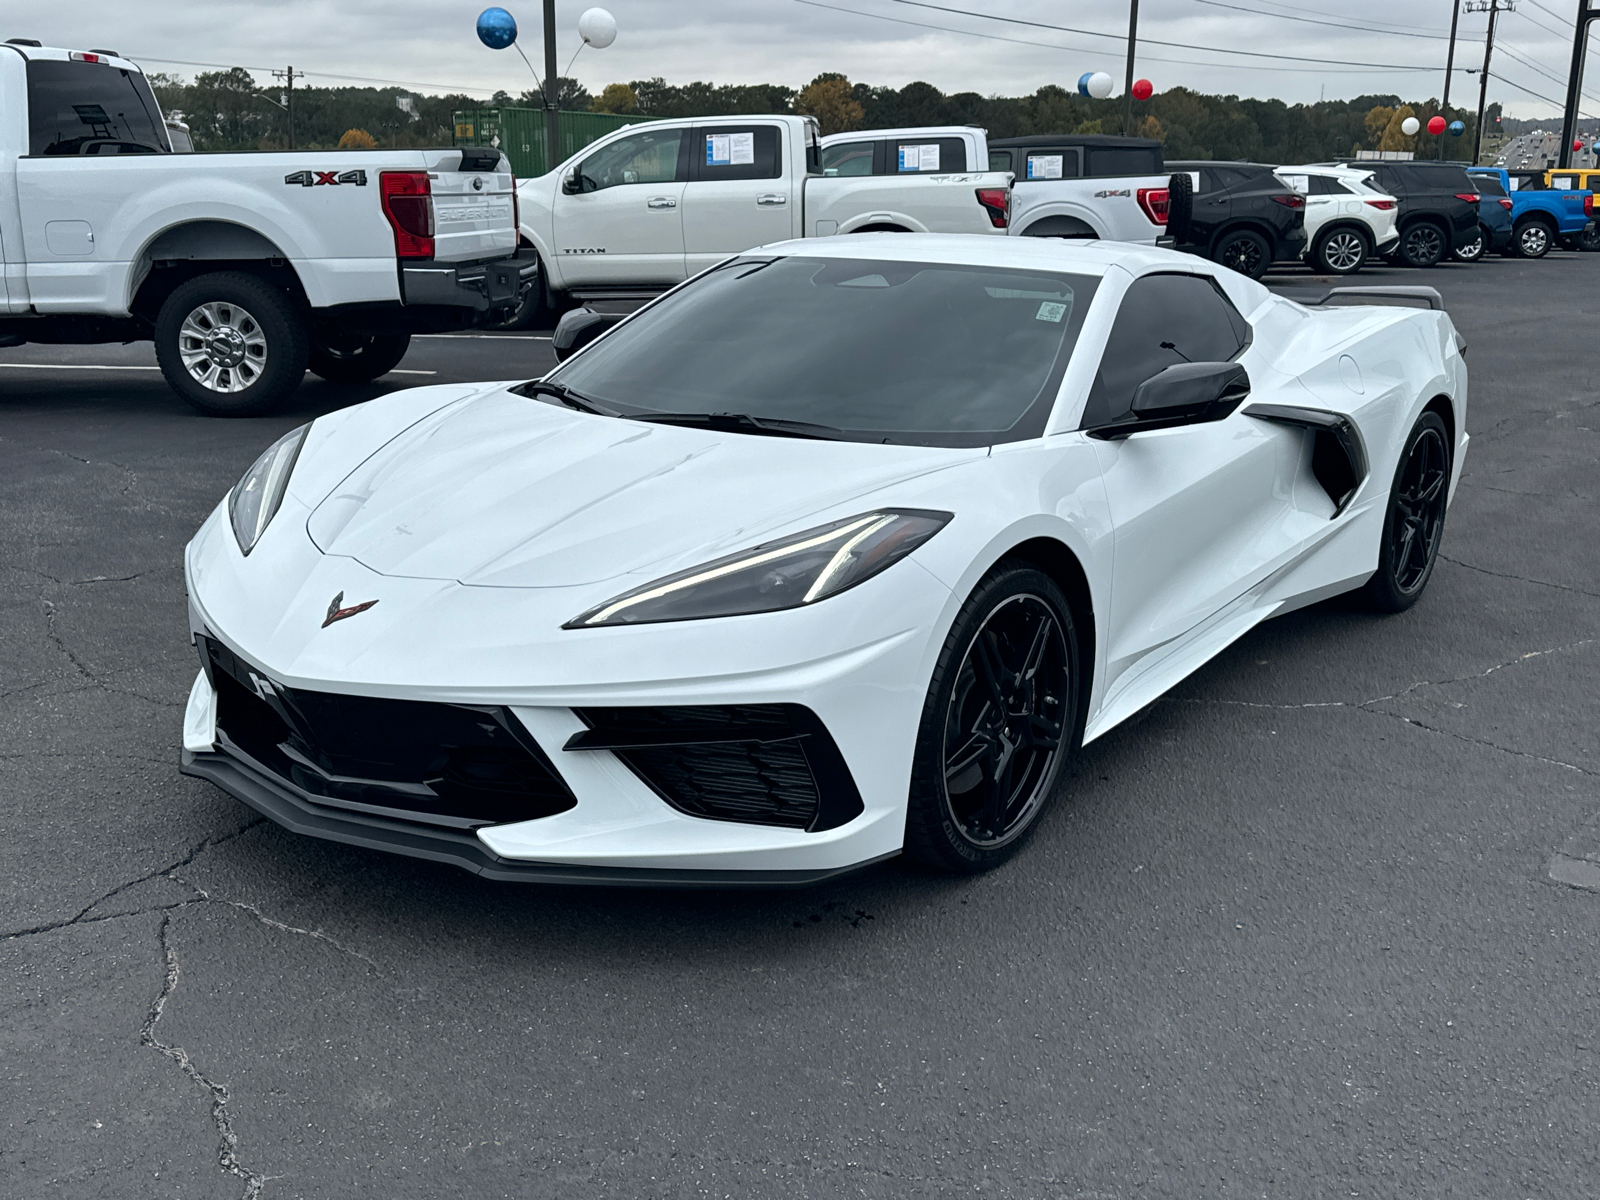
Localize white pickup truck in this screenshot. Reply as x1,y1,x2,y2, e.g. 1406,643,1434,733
513,114,1012,315
821,126,1178,245
0,42,531,415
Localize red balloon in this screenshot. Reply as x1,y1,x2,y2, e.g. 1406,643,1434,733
1132,78,1154,101
1576,139,1585,151
1427,115,1446,135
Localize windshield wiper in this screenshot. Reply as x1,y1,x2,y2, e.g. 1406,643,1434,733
518,379,617,416
627,411,847,440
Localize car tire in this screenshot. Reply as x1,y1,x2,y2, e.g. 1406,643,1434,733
1214,228,1272,279
1362,411,1451,613
1452,227,1487,262
307,332,412,383
1314,227,1369,274
1579,225,1600,252
1396,221,1446,268
154,271,307,417
1512,219,1553,258
904,565,1080,874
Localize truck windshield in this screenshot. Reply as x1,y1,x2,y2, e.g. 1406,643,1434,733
26,60,170,156
548,257,1100,447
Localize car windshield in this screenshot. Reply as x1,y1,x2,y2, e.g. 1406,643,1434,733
547,256,1099,447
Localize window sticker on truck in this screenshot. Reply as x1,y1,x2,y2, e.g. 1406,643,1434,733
706,133,754,166
1027,155,1064,180
284,170,369,187
899,144,941,172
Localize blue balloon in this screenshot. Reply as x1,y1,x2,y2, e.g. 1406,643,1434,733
1448,120,1465,136
1077,71,1094,97
477,7,517,49
1592,141,1600,154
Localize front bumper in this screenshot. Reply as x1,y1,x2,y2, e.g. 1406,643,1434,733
400,248,538,312
180,747,889,886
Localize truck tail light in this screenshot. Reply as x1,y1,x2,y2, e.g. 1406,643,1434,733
380,171,434,258
1454,193,1480,203
1136,187,1170,225
1365,199,1397,210
1270,193,1306,208
1498,197,1513,211
1586,193,1594,217
976,187,1009,229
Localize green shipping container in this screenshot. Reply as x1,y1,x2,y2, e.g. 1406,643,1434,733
451,107,655,178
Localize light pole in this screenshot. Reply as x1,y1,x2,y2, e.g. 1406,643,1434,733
1559,0,1600,167
1441,1,1461,158
542,0,560,175
1467,0,1513,166
1122,0,1140,137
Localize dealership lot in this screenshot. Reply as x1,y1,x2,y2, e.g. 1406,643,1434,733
3,252,1597,1197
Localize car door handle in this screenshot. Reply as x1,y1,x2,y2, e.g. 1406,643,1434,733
646,196,677,209
756,193,788,206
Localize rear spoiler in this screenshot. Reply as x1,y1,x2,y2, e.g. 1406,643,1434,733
1287,284,1444,311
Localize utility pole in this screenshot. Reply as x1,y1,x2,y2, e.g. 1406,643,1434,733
1122,0,1140,136
1442,0,1462,157
1467,0,1512,166
272,65,301,149
1559,0,1600,167
543,0,560,172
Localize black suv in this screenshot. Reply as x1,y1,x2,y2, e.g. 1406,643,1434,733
1320,160,1479,267
1163,161,1309,279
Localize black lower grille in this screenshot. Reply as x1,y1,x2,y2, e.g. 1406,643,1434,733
200,636,574,829
566,705,864,832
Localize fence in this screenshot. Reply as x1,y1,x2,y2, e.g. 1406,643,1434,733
451,108,655,178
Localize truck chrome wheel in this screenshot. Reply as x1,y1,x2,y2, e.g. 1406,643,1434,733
178,302,268,393
1515,222,1551,258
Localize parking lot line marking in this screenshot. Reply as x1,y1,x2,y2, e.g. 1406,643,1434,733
0,362,161,371
390,369,438,375
414,333,552,340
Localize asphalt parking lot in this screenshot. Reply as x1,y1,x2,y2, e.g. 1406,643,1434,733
3,249,1597,1199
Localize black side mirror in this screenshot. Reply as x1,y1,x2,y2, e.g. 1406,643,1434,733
1088,362,1250,439
552,308,624,361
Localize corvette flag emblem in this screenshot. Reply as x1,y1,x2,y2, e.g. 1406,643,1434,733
322,591,379,628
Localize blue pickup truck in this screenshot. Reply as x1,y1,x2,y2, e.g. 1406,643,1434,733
1469,167,1594,258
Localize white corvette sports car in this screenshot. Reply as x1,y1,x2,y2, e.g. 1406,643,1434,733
181,234,1467,884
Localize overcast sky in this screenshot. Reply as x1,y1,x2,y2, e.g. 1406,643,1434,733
19,0,1598,117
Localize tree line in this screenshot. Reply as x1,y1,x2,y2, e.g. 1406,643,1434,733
150,68,1502,165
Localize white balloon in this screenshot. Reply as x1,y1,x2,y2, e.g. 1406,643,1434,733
578,7,617,48
1400,115,1420,136
1087,71,1114,100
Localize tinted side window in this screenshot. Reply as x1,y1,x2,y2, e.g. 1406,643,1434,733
577,128,684,191
891,137,967,172
1083,274,1250,428
822,141,874,177
26,60,169,155
988,149,1015,173
694,126,782,181
1307,175,1351,195
1473,175,1507,197
1085,146,1161,177
1022,149,1081,180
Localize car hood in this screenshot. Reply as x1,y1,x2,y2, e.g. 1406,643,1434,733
305,387,978,588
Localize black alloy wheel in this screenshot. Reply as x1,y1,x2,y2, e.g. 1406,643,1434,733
1216,228,1271,279
1579,225,1600,252
1315,227,1368,274
1363,411,1451,612
1452,227,1487,262
906,567,1079,872
1513,219,1553,258
1398,222,1446,268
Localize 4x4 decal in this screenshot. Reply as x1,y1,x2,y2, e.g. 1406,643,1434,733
284,169,368,187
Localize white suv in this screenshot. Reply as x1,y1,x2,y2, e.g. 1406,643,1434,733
1276,165,1400,274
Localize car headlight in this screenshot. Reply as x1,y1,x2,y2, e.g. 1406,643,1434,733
229,424,309,555
565,509,952,628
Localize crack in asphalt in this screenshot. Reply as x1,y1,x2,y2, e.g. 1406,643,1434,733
170,874,379,969
1165,637,1599,776
142,912,271,1200
1440,554,1600,599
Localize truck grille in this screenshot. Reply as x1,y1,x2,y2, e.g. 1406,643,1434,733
566,705,864,832
200,636,574,829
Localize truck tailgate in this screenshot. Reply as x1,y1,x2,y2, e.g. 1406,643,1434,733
428,164,518,263
803,171,1012,236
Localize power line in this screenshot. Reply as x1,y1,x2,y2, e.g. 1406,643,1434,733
1189,0,1477,43
1228,0,1455,38
129,54,505,97
793,0,1436,73
880,0,1443,70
